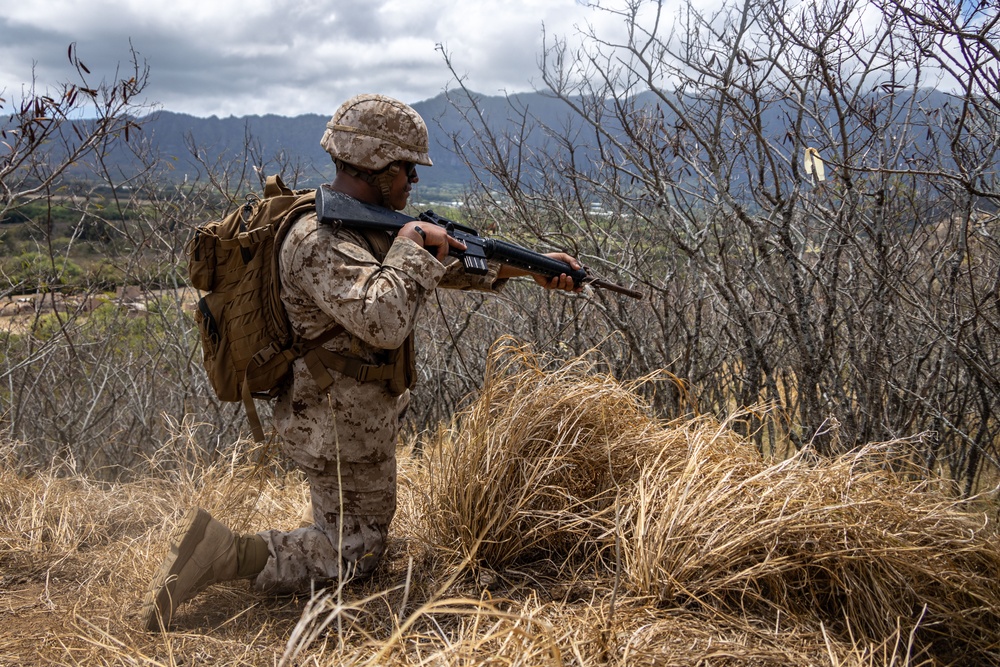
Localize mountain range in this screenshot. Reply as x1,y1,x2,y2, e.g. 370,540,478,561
129,91,584,197
89,87,961,200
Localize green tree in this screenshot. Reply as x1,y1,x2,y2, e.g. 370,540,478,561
2,251,84,292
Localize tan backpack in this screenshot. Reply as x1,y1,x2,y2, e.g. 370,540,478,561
187,174,414,441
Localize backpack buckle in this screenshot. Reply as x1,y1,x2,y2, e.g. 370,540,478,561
252,342,280,367
237,226,274,247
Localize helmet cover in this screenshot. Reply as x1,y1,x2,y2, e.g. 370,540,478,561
321,93,433,171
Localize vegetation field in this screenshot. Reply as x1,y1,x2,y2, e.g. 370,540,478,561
2,1,998,664
2,342,999,666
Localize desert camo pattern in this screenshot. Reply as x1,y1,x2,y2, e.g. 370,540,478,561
254,211,504,592
320,93,433,172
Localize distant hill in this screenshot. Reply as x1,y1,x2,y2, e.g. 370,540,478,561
123,91,587,197
84,87,959,198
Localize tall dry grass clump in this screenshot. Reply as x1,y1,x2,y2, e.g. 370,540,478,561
422,337,670,568
620,431,1000,661
421,340,1000,664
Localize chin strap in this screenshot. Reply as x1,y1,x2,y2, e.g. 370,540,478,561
335,160,400,207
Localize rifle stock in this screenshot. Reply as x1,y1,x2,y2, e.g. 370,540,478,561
315,186,643,300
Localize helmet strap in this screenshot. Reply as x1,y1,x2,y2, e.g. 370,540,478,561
375,163,400,205
335,160,400,207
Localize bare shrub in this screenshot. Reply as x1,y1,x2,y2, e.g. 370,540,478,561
3,0,997,498
437,0,1000,491
0,47,308,478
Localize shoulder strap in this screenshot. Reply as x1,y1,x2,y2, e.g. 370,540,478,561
264,174,294,198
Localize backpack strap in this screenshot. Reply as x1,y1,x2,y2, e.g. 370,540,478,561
291,222,415,397
303,344,402,391
241,324,346,442
241,324,412,442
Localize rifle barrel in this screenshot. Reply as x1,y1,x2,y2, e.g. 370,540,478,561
588,278,644,299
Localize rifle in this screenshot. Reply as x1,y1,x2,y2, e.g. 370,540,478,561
315,185,643,299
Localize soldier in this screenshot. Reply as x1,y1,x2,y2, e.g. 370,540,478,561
140,94,581,630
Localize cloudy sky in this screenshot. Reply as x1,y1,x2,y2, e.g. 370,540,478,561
0,0,641,118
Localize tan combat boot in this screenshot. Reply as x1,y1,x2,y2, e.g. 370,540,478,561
140,507,270,631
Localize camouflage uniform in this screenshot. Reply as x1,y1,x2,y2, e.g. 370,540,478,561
140,93,511,630
253,212,504,593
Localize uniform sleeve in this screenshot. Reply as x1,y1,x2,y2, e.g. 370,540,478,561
437,256,509,292
281,215,447,350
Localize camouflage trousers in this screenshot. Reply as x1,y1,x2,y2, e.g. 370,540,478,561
253,356,406,593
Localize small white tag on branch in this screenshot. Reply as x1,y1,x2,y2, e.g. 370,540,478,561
804,147,826,182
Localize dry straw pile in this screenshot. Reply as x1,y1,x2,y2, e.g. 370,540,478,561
418,339,1000,665
2,339,999,665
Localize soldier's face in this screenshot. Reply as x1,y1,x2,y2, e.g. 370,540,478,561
387,161,418,210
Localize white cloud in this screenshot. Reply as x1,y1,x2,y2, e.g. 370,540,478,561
0,0,976,126
0,0,638,117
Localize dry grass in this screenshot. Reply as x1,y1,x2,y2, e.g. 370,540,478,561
2,339,999,666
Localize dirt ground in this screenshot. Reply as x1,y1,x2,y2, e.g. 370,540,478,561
0,512,435,667
0,514,312,666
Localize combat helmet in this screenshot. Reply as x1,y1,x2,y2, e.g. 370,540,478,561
322,93,432,166
321,94,432,207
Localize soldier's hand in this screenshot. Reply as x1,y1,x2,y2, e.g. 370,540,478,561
399,221,466,263
533,253,584,293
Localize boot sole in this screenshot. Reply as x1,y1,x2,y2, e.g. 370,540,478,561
139,507,211,631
